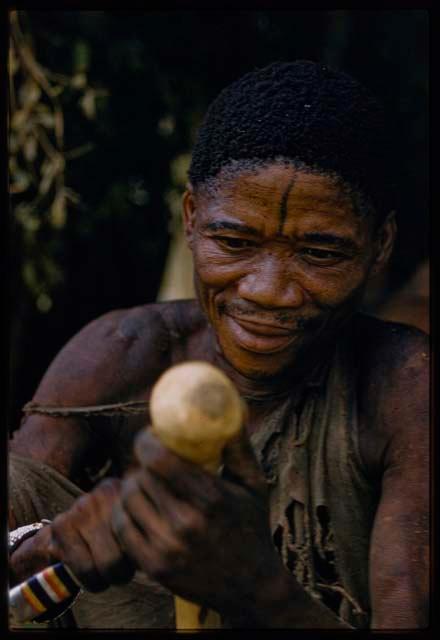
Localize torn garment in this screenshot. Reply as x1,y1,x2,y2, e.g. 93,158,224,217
250,328,377,629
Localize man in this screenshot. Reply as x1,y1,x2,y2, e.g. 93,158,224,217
9,61,429,629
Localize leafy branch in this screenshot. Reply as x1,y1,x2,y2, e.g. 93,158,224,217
9,10,107,311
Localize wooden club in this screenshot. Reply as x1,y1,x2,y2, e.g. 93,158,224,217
149,361,244,630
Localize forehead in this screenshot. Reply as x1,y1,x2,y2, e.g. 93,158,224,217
195,164,363,235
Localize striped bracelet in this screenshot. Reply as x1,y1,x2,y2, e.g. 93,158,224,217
9,521,82,624
10,562,82,624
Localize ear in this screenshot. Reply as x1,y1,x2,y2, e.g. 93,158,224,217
370,211,397,277
182,183,196,249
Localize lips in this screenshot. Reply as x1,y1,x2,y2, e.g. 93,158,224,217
224,314,298,354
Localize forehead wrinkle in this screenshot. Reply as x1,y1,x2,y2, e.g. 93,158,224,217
239,168,355,221
229,181,279,211
198,183,273,212
197,165,365,238
197,185,278,234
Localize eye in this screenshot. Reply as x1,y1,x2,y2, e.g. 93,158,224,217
216,237,257,250
301,248,347,264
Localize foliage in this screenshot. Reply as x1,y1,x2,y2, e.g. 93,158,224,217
9,10,108,313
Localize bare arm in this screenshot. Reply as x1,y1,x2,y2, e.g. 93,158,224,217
368,338,430,628
9,305,170,486
8,305,172,587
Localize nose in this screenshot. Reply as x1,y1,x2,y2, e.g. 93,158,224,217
237,256,305,309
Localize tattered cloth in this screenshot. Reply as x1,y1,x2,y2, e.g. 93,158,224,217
248,330,374,628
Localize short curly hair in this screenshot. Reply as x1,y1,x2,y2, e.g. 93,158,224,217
188,61,395,222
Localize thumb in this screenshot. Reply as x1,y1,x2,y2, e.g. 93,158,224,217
221,428,267,500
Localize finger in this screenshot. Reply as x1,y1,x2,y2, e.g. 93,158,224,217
49,479,134,591
75,479,136,586
80,513,136,586
111,502,204,601
49,511,106,592
111,499,167,581
134,430,224,511
221,429,268,499
122,470,206,545
119,473,175,541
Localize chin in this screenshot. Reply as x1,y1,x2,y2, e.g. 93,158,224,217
237,364,289,381
221,342,302,380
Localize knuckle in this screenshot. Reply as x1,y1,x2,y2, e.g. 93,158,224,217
111,504,128,541
120,473,141,504
50,514,67,545
92,479,121,514
134,430,160,466
96,477,121,498
74,494,94,517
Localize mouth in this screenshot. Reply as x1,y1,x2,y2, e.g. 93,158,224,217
224,314,299,354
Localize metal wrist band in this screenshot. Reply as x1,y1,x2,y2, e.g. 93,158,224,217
9,520,52,555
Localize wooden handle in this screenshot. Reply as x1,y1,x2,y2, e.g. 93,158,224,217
150,361,244,630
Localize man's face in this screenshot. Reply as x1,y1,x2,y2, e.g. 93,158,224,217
184,164,391,379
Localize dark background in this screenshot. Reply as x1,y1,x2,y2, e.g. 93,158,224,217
9,10,429,430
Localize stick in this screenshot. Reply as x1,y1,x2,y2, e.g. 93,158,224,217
149,361,244,630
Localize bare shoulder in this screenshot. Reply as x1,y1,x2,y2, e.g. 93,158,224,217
353,314,429,478
31,299,205,406
354,313,429,384
9,300,206,480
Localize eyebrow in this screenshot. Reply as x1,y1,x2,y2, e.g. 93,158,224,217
202,223,360,252
202,221,260,236
300,232,359,252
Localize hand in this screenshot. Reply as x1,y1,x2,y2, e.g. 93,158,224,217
10,478,135,593
111,428,285,618
9,524,54,588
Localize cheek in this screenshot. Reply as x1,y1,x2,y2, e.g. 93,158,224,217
296,262,372,307
192,243,243,290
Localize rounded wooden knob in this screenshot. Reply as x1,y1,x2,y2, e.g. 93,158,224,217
150,361,243,471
